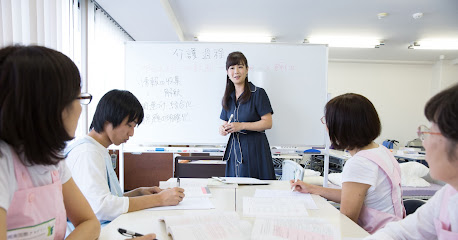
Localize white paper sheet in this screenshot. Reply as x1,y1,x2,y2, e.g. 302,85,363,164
251,217,340,240
145,197,214,211
214,177,269,185
160,212,249,240
243,197,309,217
181,186,212,198
254,189,318,209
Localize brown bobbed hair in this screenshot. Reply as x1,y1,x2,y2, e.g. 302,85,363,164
222,51,252,111
325,93,381,151
0,45,81,165
424,83,458,161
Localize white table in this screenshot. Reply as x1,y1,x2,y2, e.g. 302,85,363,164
99,180,369,239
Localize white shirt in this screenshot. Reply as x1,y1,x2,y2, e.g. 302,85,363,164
65,136,129,221
0,141,71,211
342,145,402,215
366,184,458,239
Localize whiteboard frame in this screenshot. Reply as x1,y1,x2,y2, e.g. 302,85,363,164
124,41,328,147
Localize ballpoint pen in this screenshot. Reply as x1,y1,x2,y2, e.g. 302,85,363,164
177,177,180,187
291,170,299,192
118,228,144,237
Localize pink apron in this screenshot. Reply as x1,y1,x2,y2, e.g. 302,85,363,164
6,147,67,240
434,185,458,239
355,146,405,234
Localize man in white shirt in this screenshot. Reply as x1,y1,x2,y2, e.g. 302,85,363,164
65,90,184,224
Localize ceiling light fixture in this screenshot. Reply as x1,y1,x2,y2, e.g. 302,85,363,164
408,39,458,50
305,37,384,48
377,12,388,19
195,34,274,43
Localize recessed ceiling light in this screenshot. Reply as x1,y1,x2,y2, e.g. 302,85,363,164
377,13,388,19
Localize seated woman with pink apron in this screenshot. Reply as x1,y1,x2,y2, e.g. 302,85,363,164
291,93,405,234
0,45,100,239
367,84,458,240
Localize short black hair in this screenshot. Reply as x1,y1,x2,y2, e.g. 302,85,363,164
90,89,144,132
424,83,458,161
0,45,81,165
325,93,381,151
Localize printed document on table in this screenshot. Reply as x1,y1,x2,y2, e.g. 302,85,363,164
159,212,250,240
179,186,211,198
254,189,318,209
216,177,268,185
243,197,309,217
145,197,214,211
251,217,340,240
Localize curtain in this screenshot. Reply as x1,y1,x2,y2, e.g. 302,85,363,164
0,0,81,61
86,0,133,128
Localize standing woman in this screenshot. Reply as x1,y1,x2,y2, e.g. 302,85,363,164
0,46,101,239
291,93,405,233
219,51,275,180
367,83,458,239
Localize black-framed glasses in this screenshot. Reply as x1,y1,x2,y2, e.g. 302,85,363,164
77,93,92,105
320,116,326,125
417,125,441,141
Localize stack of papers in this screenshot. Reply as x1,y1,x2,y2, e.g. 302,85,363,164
251,217,340,240
243,189,318,217
159,212,250,240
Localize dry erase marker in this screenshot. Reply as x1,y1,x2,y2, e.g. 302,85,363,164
228,114,234,124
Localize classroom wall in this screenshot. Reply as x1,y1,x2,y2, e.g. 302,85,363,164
432,60,458,95
327,61,436,148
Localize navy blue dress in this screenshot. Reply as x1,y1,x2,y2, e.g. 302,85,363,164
220,82,275,180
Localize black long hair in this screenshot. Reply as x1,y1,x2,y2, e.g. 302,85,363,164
222,51,252,110
0,45,81,165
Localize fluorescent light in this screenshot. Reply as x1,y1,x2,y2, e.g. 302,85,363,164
408,39,458,50
306,37,383,48
196,34,273,43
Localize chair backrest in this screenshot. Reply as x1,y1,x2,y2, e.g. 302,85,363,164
281,160,304,181
405,138,424,151
403,199,426,215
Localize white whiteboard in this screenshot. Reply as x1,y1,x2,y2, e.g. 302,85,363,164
125,42,328,147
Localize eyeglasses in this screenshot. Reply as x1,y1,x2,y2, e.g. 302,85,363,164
417,125,442,141
320,116,326,125
77,93,92,105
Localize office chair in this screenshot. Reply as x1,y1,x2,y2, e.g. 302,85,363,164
403,198,426,215
281,160,304,181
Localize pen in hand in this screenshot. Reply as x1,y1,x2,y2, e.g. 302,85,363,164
291,170,299,192
227,114,234,124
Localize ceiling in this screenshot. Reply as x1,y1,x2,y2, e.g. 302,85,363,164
95,0,458,62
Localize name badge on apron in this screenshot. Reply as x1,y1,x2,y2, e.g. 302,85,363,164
7,218,56,240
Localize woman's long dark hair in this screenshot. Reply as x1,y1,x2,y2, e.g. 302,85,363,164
0,45,81,165
222,51,252,110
